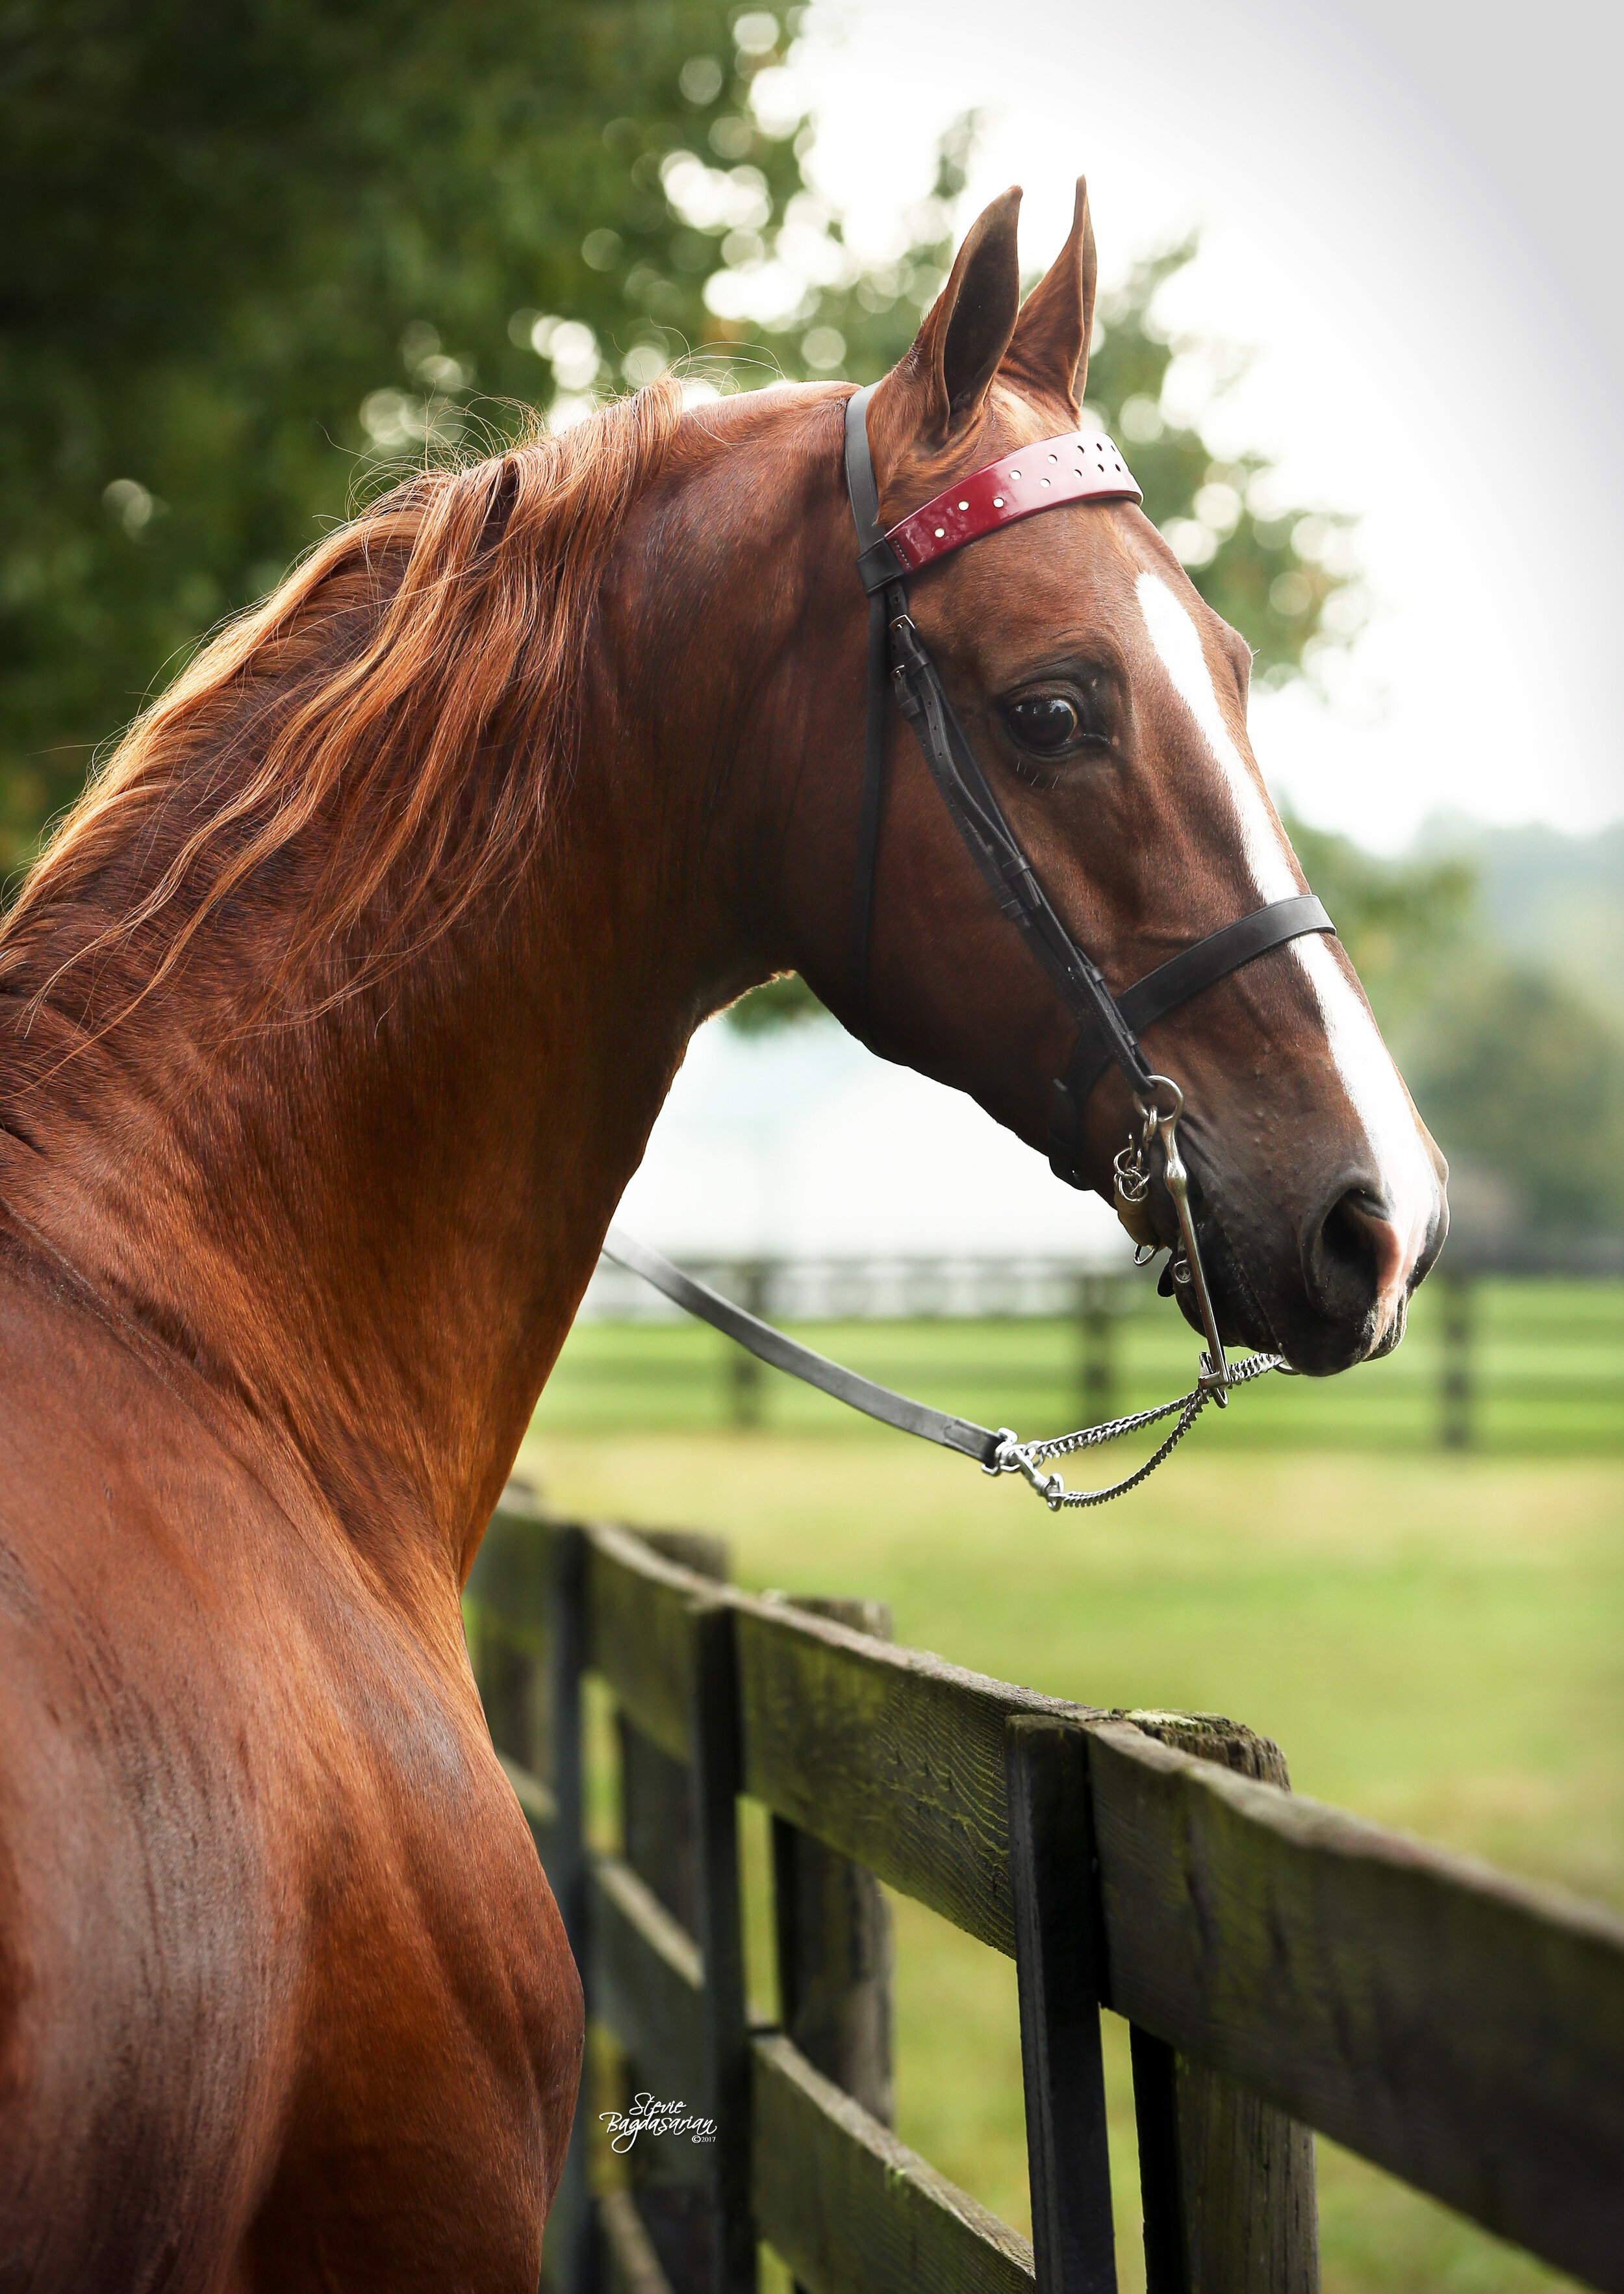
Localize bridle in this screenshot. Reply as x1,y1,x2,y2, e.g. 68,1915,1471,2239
840,383,1334,1399
598,389,1339,1507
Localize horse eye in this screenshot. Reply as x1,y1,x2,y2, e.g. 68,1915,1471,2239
1004,695,1082,754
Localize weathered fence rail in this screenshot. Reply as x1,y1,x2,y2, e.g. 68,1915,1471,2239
466,1485,1624,2294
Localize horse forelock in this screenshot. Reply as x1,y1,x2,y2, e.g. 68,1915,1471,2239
0,377,687,1041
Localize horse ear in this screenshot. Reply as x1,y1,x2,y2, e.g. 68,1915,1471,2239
880,186,1024,448
1002,177,1098,413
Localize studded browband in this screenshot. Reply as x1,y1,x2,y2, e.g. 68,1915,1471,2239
841,383,1334,1191
876,431,1142,572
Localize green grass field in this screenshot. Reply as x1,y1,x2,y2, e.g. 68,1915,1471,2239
518,1288,1623,2291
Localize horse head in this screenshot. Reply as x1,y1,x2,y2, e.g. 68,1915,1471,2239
744,182,1447,1377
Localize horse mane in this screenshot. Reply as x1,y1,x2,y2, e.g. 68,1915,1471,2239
0,376,686,1032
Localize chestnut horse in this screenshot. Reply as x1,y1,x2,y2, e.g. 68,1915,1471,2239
0,183,1445,2288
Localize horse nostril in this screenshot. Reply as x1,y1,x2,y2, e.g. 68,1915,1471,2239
1303,1184,1406,1340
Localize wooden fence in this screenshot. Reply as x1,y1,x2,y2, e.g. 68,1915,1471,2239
466,1485,1624,2294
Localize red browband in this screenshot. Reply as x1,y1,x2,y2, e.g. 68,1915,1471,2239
885,432,1142,576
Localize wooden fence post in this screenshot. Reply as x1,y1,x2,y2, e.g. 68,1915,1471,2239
1006,1715,1119,2294
546,1523,593,2294
1439,1269,1473,1451
1074,1276,1118,1429
688,1594,752,2294
728,1264,768,1429
769,1598,896,2129
475,1480,548,1776
479,1623,540,1772
1117,1714,1319,2294
467,1490,594,2293
613,1533,730,2294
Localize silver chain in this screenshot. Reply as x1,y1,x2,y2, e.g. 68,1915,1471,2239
980,1081,1274,1509
988,1349,1284,1509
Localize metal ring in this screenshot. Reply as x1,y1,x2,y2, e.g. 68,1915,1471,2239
1134,1073,1184,1128
984,1427,1021,1476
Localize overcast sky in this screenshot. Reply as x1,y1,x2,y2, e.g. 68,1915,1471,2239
779,0,1624,850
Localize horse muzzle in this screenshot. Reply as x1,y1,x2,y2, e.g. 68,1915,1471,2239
1195,1164,1449,1378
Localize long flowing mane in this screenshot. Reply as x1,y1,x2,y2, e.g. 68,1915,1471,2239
0,377,685,1034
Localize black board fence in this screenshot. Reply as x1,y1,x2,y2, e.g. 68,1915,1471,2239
555,1255,1624,1453
466,1485,1624,2294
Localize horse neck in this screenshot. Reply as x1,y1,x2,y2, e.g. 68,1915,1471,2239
0,897,650,1602
0,440,837,1607
0,394,851,1607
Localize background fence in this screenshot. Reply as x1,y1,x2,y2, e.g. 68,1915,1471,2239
542,1256,1624,1454
466,1486,1624,2294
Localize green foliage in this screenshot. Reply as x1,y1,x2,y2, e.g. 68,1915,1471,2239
3,20,1358,896
0,0,816,869
725,971,825,1030
1279,812,1475,1031
781,107,977,385
1406,961,1624,1241
1422,818,1624,1034
1276,817,1624,1243
1083,244,1361,683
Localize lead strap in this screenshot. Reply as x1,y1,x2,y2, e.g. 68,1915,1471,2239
599,1224,1284,1507
603,1223,1000,1463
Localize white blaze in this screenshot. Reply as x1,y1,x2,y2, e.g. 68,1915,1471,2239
1134,572,1438,1323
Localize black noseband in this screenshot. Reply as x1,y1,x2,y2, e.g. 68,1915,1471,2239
841,383,1334,1188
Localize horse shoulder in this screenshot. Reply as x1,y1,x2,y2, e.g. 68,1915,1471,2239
0,1249,578,2289
248,1577,583,2288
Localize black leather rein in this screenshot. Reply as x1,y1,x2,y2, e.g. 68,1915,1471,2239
841,383,1334,1190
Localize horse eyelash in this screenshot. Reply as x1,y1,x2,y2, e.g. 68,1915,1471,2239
1009,754,1066,791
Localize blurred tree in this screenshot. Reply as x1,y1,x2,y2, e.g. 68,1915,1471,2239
1254,819,1624,1243
1228,819,1624,1243
1082,244,1362,685
1,14,1357,908
0,0,813,868
800,136,1360,689
724,969,824,1030
1280,813,1475,1033
1406,962,1624,1240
